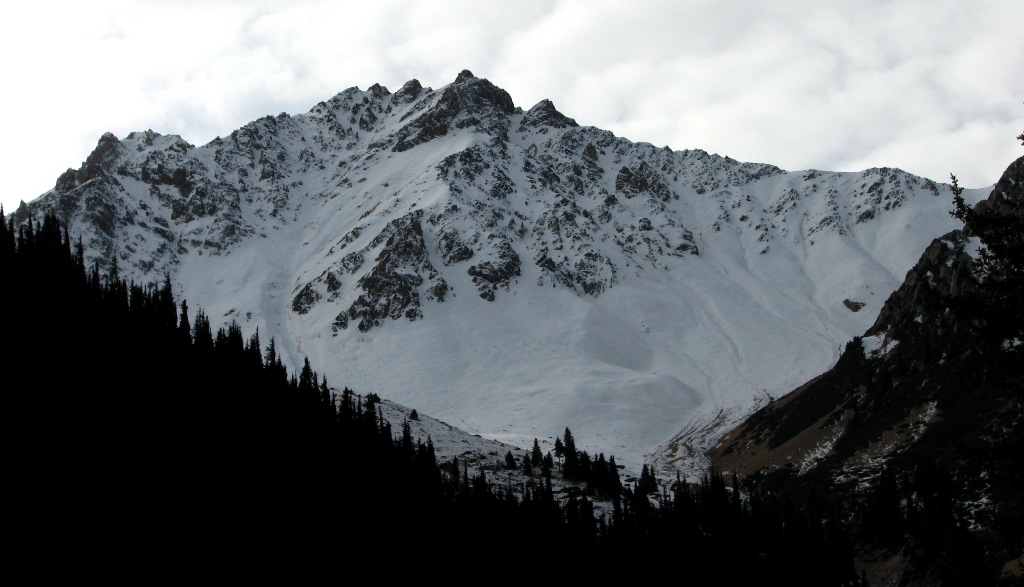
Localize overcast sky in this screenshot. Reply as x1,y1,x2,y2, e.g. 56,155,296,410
1,0,1021,215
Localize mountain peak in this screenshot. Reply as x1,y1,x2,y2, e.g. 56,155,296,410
391,71,514,152
19,70,983,492
393,79,423,105
367,82,390,99
522,98,578,129
72,131,124,185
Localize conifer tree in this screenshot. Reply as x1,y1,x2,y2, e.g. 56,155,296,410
245,329,262,370
607,456,622,496
298,356,316,398
553,437,564,471
531,438,543,466
401,418,415,456
450,455,460,486
192,308,214,354
561,427,579,480
577,450,592,482
637,464,657,496
319,375,332,409
264,336,277,367
177,299,191,347
541,452,553,479
158,273,176,330
264,338,288,385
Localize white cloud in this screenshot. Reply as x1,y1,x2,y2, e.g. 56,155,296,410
1,0,1021,214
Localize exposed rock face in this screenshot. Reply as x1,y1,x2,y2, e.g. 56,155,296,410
317,207,446,331
615,161,674,202
467,237,520,301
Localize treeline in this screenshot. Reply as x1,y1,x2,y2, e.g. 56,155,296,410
1,210,860,581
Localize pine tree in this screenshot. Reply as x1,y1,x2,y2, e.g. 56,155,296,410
637,464,656,496
577,450,592,483
298,356,316,398
245,329,262,370
177,299,191,347
449,455,460,487
561,427,579,480
401,418,414,456
522,454,533,477
192,308,214,355
264,338,288,385
531,438,543,466
158,273,177,330
319,375,332,410
541,452,553,479
607,455,622,496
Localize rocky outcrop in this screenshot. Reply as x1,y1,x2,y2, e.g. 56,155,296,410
335,210,447,332
467,237,520,301
391,79,423,106
393,70,515,152
615,161,675,202
519,99,578,131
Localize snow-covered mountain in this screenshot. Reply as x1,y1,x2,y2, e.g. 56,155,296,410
18,69,991,481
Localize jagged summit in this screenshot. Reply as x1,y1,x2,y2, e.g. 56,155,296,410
18,70,991,480
522,99,578,130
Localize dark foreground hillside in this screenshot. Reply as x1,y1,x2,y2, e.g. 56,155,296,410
2,209,864,583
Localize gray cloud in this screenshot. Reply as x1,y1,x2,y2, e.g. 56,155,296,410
2,0,1021,214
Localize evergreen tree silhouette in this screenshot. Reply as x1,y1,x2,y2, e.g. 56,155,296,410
531,437,543,466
